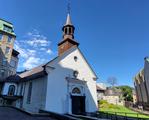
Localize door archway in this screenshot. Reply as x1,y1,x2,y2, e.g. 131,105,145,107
71,87,85,114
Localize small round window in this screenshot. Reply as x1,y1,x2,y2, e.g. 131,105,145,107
74,56,78,62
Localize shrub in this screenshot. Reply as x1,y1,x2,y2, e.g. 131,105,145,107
99,100,108,105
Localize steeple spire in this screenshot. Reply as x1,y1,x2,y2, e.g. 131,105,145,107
65,13,72,25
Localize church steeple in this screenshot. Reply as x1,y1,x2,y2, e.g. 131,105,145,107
58,13,79,56
62,13,75,39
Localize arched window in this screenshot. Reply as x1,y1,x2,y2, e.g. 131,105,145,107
8,85,15,96
65,28,68,34
72,87,81,94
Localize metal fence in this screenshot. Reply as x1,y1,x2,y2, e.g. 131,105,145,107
86,111,149,120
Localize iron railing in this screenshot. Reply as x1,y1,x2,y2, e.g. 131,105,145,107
86,111,149,120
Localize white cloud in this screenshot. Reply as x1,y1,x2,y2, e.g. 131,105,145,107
46,49,53,55
23,57,45,69
15,29,54,70
40,48,46,51
27,49,36,56
14,41,29,58
27,32,33,36
26,29,50,47
26,38,49,47
14,42,37,58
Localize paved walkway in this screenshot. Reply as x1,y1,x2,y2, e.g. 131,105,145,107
0,107,56,120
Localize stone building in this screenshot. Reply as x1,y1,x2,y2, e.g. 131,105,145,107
96,83,106,101
132,89,137,104
134,57,149,110
103,87,124,106
0,19,19,81
96,84,124,106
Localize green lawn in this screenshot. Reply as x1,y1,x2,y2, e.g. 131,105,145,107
99,100,149,118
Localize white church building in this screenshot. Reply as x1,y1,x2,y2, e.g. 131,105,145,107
0,14,98,114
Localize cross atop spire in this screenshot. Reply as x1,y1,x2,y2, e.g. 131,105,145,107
67,0,71,14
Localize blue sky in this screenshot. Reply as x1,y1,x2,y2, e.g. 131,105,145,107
0,0,149,87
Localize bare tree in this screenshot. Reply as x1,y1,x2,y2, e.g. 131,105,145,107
107,76,118,87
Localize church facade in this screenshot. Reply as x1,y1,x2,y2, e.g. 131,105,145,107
0,14,98,114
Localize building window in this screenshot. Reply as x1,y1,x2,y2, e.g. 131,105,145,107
0,69,5,77
10,59,16,68
73,71,79,78
19,84,23,96
74,56,78,62
2,58,7,66
0,99,3,104
8,70,13,76
5,47,10,55
7,36,12,43
27,82,32,104
8,85,15,96
72,87,81,94
0,33,3,41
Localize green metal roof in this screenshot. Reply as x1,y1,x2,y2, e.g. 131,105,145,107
0,18,15,36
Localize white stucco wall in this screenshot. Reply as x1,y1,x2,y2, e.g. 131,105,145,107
45,47,98,114
17,76,47,113
2,82,17,95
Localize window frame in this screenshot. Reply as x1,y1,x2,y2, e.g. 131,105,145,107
7,36,12,43
5,47,10,55
0,69,5,77
27,82,32,104
10,59,16,68
8,85,15,96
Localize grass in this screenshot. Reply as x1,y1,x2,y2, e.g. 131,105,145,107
99,100,149,118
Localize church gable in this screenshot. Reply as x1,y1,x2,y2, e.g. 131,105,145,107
46,46,97,82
